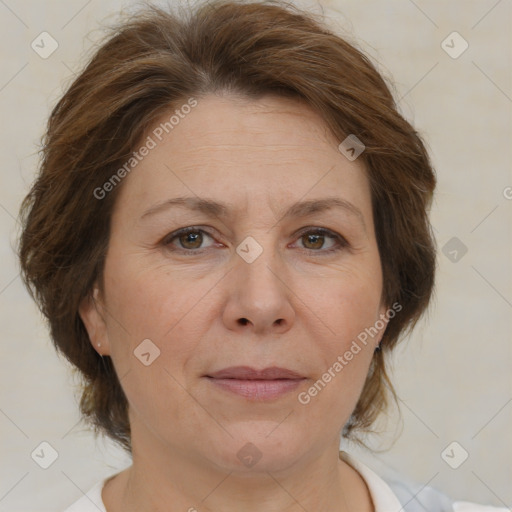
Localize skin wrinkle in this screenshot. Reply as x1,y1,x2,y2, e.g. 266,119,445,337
79,94,384,512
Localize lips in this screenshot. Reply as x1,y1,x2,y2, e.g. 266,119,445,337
206,366,303,380
205,366,306,400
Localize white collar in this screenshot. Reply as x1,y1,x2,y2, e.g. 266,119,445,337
340,450,404,512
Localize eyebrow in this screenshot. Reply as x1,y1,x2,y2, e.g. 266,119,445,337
140,196,366,231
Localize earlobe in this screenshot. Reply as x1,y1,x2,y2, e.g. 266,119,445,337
78,286,110,356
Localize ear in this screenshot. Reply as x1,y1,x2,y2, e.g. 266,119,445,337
78,285,111,356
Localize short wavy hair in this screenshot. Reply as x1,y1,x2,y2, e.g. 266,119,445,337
18,0,436,454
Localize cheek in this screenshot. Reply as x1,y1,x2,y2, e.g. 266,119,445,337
102,253,214,377
295,279,380,429
301,259,383,401
315,260,383,344
104,254,189,335
100,259,206,426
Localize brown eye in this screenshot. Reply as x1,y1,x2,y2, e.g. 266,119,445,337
295,228,348,254
301,232,325,250
163,227,215,253
177,230,203,249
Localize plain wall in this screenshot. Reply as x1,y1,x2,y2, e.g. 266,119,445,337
0,0,510,510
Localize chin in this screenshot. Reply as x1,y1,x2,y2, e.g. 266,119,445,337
204,425,306,474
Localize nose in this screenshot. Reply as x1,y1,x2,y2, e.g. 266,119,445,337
222,245,295,336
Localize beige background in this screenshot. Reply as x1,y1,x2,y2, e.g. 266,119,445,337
0,0,510,510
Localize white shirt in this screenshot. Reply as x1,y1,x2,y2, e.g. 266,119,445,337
63,451,508,512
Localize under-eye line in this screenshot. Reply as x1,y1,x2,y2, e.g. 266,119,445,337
160,225,349,256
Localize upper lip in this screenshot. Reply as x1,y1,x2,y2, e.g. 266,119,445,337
206,366,304,380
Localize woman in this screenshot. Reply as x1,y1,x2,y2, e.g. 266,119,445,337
18,1,506,511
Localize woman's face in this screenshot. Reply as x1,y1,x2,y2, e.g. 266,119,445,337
80,93,388,472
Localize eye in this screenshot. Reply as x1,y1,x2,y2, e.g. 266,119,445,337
292,227,348,254
162,226,348,255
162,227,217,253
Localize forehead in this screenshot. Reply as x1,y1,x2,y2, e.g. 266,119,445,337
163,93,342,155
112,93,372,223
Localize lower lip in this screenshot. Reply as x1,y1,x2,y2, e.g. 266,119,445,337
206,377,305,400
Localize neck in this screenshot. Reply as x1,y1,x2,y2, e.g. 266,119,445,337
103,425,373,512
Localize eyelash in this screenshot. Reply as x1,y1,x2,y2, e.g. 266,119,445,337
161,226,348,256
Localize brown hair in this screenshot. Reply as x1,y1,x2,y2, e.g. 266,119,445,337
18,0,436,455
